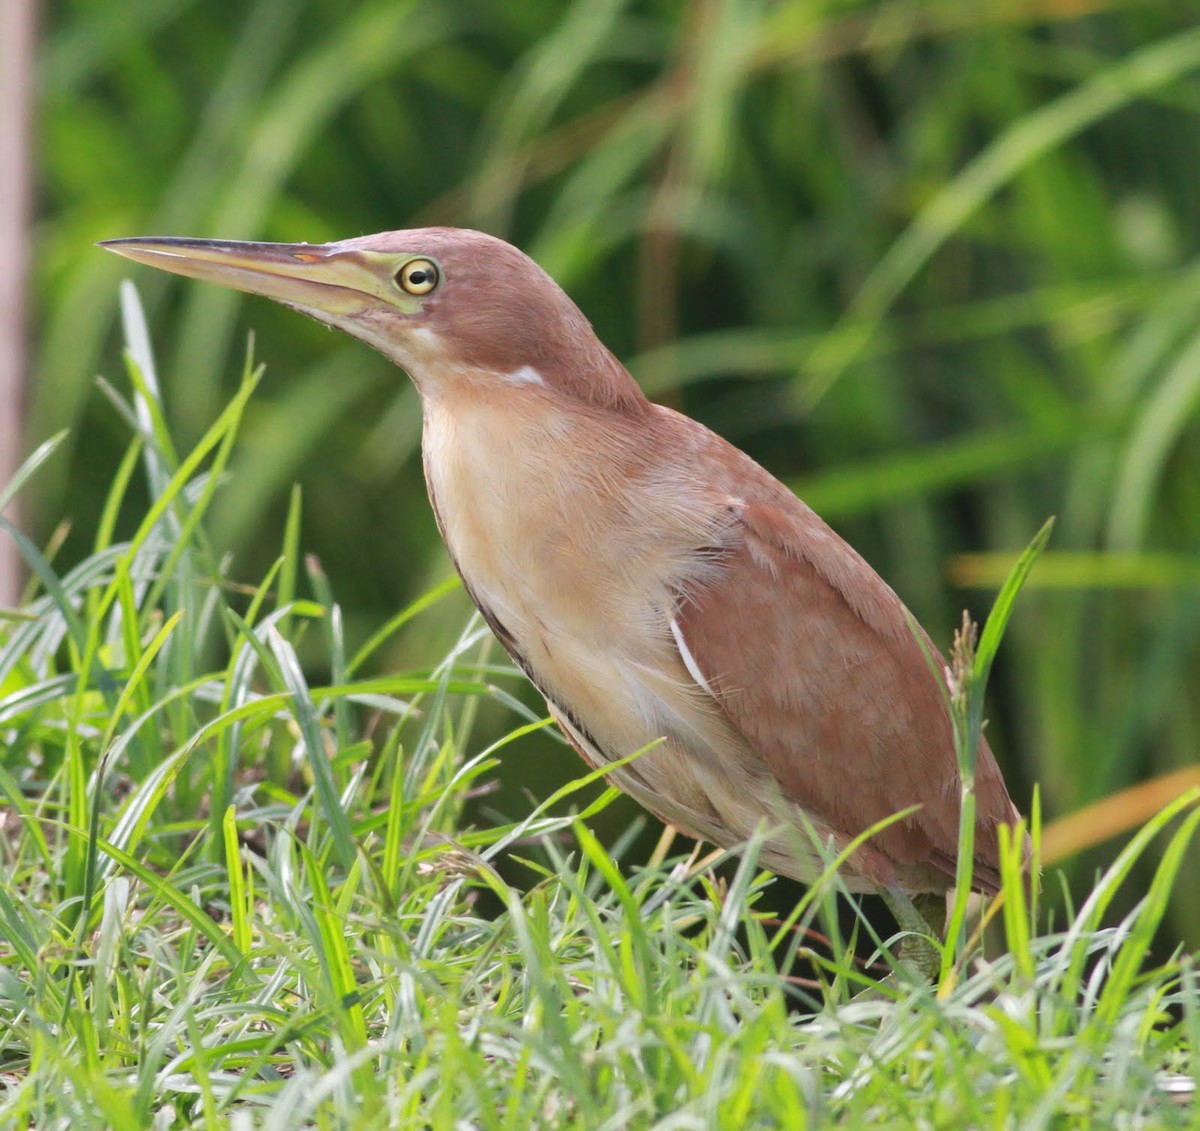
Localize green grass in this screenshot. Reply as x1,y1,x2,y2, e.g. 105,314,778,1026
1,291,1195,1127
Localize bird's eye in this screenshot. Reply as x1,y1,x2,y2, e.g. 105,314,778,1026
397,258,439,296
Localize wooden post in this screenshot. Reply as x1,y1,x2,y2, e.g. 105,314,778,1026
0,0,37,606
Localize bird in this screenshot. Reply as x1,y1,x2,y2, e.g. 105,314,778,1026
101,228,1027,967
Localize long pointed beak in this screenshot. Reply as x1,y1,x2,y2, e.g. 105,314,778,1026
98,236,397,316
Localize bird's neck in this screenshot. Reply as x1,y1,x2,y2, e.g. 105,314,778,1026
420,381,626,564
561,349,649,415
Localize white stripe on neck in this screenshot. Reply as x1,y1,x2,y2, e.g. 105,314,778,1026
503,365,546,387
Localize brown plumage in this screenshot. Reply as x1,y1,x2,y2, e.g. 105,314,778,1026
100,227,1027,903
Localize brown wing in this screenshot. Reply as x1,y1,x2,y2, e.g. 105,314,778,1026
673,488,1023,896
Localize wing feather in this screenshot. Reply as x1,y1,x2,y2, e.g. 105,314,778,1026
665,447,1023,894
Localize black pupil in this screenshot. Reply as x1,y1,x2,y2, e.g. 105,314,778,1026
407,266,432,287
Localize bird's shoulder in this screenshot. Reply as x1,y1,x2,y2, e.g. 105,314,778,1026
647,403,916,643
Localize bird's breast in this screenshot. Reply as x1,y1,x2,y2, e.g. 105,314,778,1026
418,391,768,828
422,395,645,646
421,393,675,669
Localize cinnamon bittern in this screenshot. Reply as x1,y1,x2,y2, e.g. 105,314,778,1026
101,229,1026,945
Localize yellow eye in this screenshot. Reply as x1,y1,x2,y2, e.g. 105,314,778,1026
396,258,439,296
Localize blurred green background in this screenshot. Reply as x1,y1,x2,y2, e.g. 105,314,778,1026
26,0,1200,944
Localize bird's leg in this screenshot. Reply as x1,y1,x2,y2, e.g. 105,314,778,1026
879,888,947,983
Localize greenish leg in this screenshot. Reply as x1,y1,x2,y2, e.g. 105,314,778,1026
880,888,947,982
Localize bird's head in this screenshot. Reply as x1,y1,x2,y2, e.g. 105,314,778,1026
100,227,645,412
